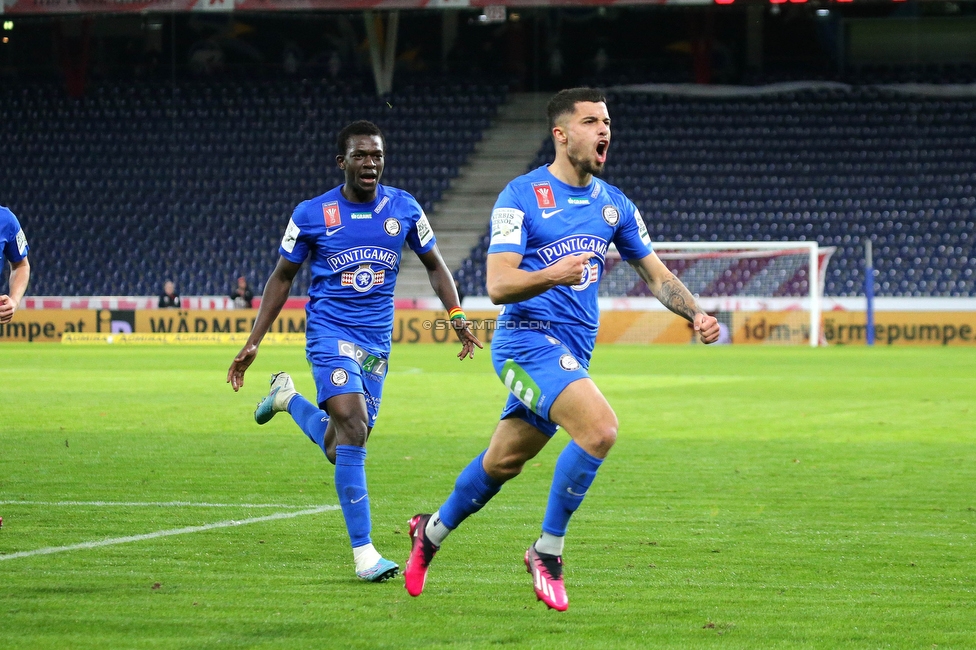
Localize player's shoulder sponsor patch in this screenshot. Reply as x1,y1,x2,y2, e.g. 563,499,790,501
15,228,28,255
490,207,525,246
531,181,556,209
634,208,651,245
416,211,434,247
374,196,390,214
281,218,301,253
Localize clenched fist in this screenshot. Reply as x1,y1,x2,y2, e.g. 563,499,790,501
548,252,597,288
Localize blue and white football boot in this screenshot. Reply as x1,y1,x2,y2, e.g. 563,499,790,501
357,557,399,583
254,372,297,425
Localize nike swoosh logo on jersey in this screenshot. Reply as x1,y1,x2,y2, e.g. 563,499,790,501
351,494,368,504
541,209,563,219
566,487,586,497
326,226,345,236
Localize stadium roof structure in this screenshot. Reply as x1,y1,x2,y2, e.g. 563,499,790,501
0,0,716,15
6,0,966,16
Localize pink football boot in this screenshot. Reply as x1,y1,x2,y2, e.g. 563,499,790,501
525,543,568,611
404,513,438,597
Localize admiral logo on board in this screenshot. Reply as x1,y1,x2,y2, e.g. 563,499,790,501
532,182,556,209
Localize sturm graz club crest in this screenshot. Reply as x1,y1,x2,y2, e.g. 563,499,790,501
330,368,349,386
383,218,401,236
559,354,581,371
602,205,620,226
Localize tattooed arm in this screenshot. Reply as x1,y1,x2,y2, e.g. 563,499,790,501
628,253,721,344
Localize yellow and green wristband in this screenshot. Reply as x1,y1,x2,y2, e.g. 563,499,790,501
448,307,466,322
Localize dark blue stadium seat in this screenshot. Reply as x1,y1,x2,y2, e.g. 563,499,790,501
460,87,975,298
1,78,504,296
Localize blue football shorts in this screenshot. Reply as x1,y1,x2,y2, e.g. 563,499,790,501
490,326,591,437
306,339,388,428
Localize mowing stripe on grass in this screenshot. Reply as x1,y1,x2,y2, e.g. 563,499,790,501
0,501,328,508
0,505,340,562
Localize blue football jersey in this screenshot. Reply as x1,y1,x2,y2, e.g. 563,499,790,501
487,166,652,355
1,206,29,265
279,185,436,355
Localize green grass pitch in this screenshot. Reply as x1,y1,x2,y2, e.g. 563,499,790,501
1,342,974,649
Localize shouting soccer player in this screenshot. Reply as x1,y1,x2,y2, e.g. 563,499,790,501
227,120,481,582
0,205,30,324
404,88,720,610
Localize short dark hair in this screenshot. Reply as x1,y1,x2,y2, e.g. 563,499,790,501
336,120,385,156
547,88,607,132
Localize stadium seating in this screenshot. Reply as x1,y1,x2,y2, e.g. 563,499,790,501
0,78,504,296
582,63,976,89
456,86,975,298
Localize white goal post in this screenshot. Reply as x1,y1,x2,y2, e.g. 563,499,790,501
603,241,836,347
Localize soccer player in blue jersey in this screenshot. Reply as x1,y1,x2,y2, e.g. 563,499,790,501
0,205,31,324
227,120,481,582
404,88,720,610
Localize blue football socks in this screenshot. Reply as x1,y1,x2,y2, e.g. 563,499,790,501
438,450,503,530
287,395,330,455
542,440,603,537
335,445,371,548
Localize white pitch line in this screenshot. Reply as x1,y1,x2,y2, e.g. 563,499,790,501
0,505,339,562
0,501,327,508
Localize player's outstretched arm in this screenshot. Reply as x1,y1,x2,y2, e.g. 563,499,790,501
629,253,721,344
486,251,596,304
416,246,483,359
0,257,30,324
227,256,302,391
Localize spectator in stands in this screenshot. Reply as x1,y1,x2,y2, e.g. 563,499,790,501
158,280,180,308
227,119,482,584
0,205,30,324
230,276,254,308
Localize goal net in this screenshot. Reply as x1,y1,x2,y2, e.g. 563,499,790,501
601,242,836,346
